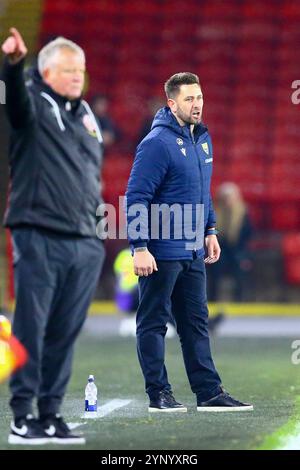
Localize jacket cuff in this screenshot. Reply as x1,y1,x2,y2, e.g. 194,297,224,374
2,57,25,77
205,227,219,236
130,241,148,248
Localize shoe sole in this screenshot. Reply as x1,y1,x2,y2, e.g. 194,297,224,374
148,407,188,413
197,405,253,412
51,437,86,445
8,434,52,445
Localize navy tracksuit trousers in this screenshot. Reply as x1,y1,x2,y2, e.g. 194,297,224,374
9,227,105,419
136,257,222,402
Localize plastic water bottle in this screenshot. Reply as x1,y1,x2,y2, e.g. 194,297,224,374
85,375,97,414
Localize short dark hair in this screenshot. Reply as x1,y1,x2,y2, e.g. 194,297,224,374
164,72,200,99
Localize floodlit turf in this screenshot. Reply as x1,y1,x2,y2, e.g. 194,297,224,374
1,333,300,450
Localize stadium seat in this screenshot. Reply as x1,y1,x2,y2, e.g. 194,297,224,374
243,0,283,18
282,1,300,19
282,234,300,284
270,204,300,231
38,0,300,233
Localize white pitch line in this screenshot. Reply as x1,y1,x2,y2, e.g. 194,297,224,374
81,399,132,419
68,422,86,430
98,399,132,417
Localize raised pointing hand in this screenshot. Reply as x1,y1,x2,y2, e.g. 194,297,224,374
1,27,28,64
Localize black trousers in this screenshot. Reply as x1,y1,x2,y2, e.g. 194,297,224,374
9,227,105,419
136,257,222,402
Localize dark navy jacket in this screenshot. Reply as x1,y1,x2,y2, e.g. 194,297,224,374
126,107,216,260
2,59,104,237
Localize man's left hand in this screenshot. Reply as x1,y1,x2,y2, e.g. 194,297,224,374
204,234,221,264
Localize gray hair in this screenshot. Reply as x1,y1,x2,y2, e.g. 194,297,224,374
38,37,85,75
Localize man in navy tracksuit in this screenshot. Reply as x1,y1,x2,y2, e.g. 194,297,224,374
2,28,105,444
126,73,252,413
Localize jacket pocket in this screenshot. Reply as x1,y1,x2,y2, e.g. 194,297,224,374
11,228,35,265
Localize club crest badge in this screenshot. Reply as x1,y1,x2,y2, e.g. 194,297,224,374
201,142,209,155
82,114,97,138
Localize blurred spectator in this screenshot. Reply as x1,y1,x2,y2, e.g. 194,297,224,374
136,96,165,144
113,247,139,315
207,182,254,302
114,248,151,336
91,93,121,149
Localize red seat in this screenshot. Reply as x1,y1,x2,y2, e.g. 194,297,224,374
81,0,121,15
201,1,241,19
122,0,161,16
194,19,238,41
160,0,200,18
282,1,300,19
283,233,300,255
235,83,274,100
272,145,299,161
42,0,79,14
284,259,300,285
243,0,282,19
282,234,300,285
270,204,300,231
269,162,300,179
39,0,298,199
266,177,300,203
239,21,280,39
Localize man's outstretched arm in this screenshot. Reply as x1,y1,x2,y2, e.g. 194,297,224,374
1,27,34,129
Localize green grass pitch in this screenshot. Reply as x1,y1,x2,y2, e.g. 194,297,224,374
1,333,300,450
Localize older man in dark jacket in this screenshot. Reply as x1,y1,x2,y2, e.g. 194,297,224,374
126,72,252,413
2,28,105,444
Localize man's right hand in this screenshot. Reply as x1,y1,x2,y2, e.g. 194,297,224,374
133,249,158,277
1,27,28,64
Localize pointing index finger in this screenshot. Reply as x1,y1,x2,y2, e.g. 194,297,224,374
9,27,24,47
